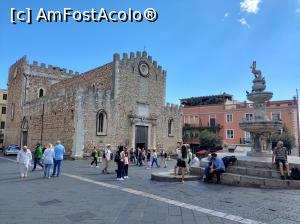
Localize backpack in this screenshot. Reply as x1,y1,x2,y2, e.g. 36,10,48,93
114,153,120,163
291,168,300,180
222,156,237,168
110,152,113,161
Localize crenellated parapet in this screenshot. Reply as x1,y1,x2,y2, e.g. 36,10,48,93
164,103,181,114
29,60,79,77
113,51,167,76
9,56,27,73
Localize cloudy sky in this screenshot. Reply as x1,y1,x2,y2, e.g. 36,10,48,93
0,0,299,103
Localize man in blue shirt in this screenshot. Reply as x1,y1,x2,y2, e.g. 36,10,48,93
52,140,65,177
203,153,225,184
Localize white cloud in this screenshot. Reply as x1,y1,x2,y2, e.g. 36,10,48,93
224,12,230,17
240,0,261,14
296,9,300,13
238,18,249,27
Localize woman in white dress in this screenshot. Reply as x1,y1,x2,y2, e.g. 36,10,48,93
16,145,32,179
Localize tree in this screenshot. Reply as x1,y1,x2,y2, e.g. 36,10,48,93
271,125,295,150
199,129,222,151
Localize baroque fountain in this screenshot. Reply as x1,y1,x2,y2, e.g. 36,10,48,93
239,61,282,157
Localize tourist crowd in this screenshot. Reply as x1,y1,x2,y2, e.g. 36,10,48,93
15,139,296,183
16,141,65,179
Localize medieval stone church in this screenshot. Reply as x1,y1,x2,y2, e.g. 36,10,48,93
5,51,182,158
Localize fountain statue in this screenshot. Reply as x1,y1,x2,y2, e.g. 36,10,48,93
239,61,282,157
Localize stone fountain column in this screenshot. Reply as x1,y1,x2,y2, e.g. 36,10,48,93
239,61,282,157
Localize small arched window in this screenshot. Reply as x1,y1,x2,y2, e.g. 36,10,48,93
168,118,174,137
96,110,107,136
38,88,44,98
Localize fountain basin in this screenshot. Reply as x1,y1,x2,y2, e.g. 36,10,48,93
247,92,273,103
239,120,282,134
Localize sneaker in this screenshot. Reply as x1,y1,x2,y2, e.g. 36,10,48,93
287,176,291,180
116,178,120,181
90,165,93,168
96,166,99,168
120,178,124,181
281,175,285,180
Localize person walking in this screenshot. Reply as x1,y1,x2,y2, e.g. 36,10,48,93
124,148,129,179
32,143,44,171
146,149,151,169
187,148,193,173
42,143,55,178
52,140,65,177
160,148,168,168
17,146,32,179
151,149,159,168
137,148,143,167
135,148,139,165
129,148,135,164
102,144,112,174
90,147,99,168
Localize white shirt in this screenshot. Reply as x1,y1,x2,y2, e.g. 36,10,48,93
191,157,200,167
176,148,182,160
105,149,112,161
43,147,55,164
17,149,32,167
153,152,158,159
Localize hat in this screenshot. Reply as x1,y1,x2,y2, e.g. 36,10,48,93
106,144,111,147
211,152,217,157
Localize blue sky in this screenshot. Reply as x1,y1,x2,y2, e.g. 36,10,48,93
0,0,299,104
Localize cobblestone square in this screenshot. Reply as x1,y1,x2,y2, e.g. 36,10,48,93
1,155,300,224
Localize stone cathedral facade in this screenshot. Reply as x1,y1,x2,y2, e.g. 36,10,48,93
5,51,182,158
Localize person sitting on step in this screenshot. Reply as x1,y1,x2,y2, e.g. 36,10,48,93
202,153,225,184
272,141,291,180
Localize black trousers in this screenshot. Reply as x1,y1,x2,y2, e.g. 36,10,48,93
91,157,98,166
124,164,129,176
207,169,225,182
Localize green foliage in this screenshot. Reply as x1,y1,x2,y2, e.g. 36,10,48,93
182,124,222,134
271,125,295,150
199,129,222,151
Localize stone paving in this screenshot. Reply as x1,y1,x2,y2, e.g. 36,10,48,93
1,155,300,224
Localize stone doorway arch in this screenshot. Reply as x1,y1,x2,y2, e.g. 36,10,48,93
20,117,29,146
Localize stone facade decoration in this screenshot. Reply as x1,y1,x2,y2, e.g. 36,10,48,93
4,52,182,158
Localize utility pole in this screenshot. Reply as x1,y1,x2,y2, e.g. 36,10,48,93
296,89,300,156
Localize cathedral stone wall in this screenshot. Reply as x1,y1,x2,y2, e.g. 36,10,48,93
5,52,182,157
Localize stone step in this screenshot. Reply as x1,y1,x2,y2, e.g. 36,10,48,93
151,171,199,182
193,167,300,189
191,166,281,179
200,159,300,170
225,166,282,179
